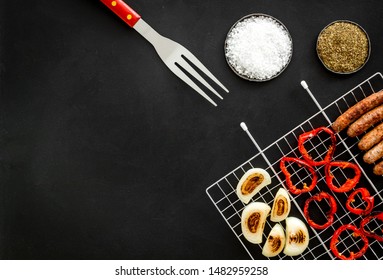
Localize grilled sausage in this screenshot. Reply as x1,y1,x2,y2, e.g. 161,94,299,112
363,140,383,164
332,90,383,133
373,160,383,175
347,104,383,137
358,122,383,151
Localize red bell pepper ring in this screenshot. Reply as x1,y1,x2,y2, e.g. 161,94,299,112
298,126,337,166
346,188,374,216
304,192,337,230
330,224,369,260
280,157,317,195
325,161,361,193
360,212,383,242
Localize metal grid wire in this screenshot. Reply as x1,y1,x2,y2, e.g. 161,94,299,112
206,72,383,260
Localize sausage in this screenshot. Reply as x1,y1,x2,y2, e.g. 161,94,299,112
373,160,383,175
347,104,383,137
332,90,383,132
358,122,383,151
363,140,383,164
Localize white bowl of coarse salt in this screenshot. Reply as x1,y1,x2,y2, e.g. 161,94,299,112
225,14,293,81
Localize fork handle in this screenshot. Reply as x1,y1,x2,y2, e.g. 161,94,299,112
100,0,141,28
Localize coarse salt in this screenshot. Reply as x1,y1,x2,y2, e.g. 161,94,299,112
225,15,293,81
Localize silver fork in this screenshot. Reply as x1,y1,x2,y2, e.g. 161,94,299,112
100,0,229,106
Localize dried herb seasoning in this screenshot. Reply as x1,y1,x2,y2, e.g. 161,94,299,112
317,21,370,73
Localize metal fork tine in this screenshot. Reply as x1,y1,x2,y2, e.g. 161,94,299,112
130,18,228,105
182,50,230,93
176,58,223,100
168,64,218,106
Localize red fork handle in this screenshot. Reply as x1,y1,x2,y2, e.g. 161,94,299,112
100,0,141,28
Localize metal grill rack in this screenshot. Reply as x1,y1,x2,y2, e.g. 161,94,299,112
206,72,383,260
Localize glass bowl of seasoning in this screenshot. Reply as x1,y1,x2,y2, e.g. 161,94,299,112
316,20,371,74
224,13,293,82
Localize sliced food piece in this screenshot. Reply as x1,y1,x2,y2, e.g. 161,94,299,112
236,168,271,204
241,202,271,244
262,223,286,258
283,217,309,256
279,157,317,195
270,188,291,222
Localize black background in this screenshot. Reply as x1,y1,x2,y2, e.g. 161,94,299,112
1,0,383,260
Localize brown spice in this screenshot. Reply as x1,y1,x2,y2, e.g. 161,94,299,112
240,173,264,195
274,196,287,216
317,21,369,73
267,235,283,253
247,212,261,233
289,230,306,244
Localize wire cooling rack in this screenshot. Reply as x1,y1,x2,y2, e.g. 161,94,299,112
206,72,383,260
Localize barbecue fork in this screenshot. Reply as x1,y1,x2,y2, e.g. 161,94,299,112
100,0,229,106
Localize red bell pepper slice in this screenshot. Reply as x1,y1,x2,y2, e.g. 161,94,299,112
280,157,317,195
346,188,374,216
325,161,361,193
330,224,369,260
298,127,337,166
304,192,337,230
360,212,383,242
